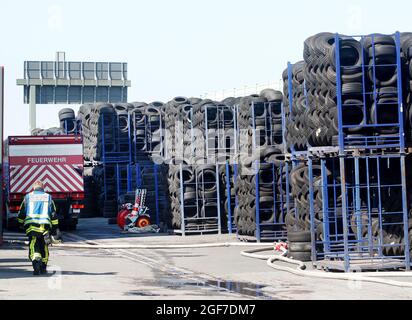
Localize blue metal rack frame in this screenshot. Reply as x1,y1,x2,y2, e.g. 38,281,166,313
225,162,238,234
226,160,290,242
100,113,132,164
308,154,411,272
103,163,130,202
285,61,309,154
62,119,82,136
335,32,405,153
253,160,289,242
128,163,167,226
251,101,283,153
178,164,222,236
203,104,238,164
289,154,309,234
131,108,164,163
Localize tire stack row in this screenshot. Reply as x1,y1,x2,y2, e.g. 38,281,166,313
235,151,287,238
299,33,412,148
31,108,78,136
401,34,412,142
234,89,286,238
130,101,165,163
167,164,220,230
77,103,127,162
76,102,170,221
302,33,339,147
81,167,99,218
165,96,236,230
365,35,402,135
282,62,310,152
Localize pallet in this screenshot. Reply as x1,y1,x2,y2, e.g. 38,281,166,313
314,258,406,272
172,223,221,236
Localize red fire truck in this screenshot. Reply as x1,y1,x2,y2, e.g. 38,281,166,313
3,135,84,230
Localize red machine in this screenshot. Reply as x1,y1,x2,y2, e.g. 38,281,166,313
3,135,84,230
117,189,151,230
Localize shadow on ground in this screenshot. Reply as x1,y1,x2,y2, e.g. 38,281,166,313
0,267,117,279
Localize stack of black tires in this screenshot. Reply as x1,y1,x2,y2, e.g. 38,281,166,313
234,151,287,238
235,89,286,238
402,34,412,142
31,107,79,136
75,102,170,222
130,101,165,163
283,62,310,151
164,96,234,230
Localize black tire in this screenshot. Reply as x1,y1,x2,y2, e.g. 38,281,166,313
368,45,396,59
342,82,363,96
59,108,75,118
287,251,312,262
260,89,283,102
288,242,312,252
288,230,311,242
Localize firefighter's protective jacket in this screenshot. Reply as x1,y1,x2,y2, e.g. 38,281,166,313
17,190,59,236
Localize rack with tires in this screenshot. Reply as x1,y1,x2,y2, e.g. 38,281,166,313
282,31,412,271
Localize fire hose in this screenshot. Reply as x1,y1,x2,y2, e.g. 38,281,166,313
6,238,412,288
241,247,412,288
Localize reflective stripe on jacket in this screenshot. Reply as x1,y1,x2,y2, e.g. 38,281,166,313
24,191,53,226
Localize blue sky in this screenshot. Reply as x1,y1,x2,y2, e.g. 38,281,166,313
0,0,411,136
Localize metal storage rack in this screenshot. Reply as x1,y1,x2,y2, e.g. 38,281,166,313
103,163,130,202
128,163,168,226
308,154,411,272
253,161,290,242
176,164,222,236
225,160,290,242
203,104,238,163
251,101,283,152
334,32,405,152
131,107,164,162
100,113,132,163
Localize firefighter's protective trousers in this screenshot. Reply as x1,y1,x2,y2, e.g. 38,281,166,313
18,191,58,265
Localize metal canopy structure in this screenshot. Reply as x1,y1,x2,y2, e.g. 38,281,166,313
16,52,132,132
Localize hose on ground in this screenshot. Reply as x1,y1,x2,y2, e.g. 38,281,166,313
241,247,412,288
7,238,412,287
53,242,275,250
3,239,275,250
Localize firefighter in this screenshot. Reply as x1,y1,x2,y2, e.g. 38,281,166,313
17,181,60,275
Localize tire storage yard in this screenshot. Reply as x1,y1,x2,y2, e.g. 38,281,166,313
5,29,412,302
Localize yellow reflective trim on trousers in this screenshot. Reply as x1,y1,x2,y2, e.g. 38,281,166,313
29,237,36,261
51,220,59,225
43,244,49,264
17,219,24,224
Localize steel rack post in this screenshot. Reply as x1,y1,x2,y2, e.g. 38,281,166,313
400,155,411,270
226,162,233,235
154,164,160,226
216,164,222,235
395,31,406,151
354,156,362,255
255,160,261,243
308,157,317,263
334,34,345,156
179,163,186,237
321,159,331,255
